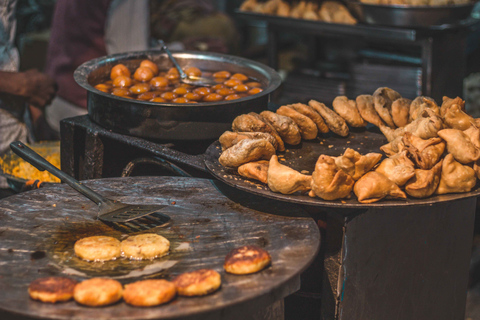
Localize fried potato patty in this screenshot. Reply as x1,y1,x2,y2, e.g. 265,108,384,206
173,269,221,296
124,279,176,307
74,236,121,261
121,233,170,260
224,245,271,275
28,277,78,303
73,278,123,307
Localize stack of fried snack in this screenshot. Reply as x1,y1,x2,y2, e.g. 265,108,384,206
359,0,470,7
218,87,480,203
240,0,357,25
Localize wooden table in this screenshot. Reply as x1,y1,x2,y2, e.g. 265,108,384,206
0,176,320,320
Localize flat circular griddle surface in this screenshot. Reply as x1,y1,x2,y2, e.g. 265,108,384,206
0,176,319,320
205,127,480,208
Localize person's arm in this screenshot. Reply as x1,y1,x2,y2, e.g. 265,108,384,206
0,69,57,109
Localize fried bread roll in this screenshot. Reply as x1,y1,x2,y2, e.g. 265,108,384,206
356,94,385,128
309,154,354,200
224,245,271,274
219,138,275,168
232,113,285,151
435,154,476,195
173,269,221,296
437,129,480,164
121,233,170,260
73,278,123,307
74,236,121,261
353,171,407,203
248,112,285,151
332,96,367,127
219,131,278,151
29,277,78,303
260,110,302,145
276,105,318,140
403,132,445,170
238,160,269,184
391,98,411,127
268,155,312,194
375,151,415,186
287,103,329,133
373,87,402,128
308,99,349,137
405,160,442,198
123,279,176,307
334,148,382,180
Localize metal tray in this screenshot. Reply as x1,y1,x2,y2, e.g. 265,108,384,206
346,1,477,27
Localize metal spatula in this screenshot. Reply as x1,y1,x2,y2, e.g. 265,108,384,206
10,141,171,225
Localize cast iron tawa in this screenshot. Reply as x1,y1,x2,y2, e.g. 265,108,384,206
0,176,319,320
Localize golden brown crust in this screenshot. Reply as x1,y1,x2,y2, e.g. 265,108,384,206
121,233,170,260
123,279,176,307
173,269,221,296
74,236,121,261
73,278,123,307
28,277,78,303
224,245,272,275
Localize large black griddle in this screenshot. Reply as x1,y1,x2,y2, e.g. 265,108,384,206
203,127,480,208
0,176,319,320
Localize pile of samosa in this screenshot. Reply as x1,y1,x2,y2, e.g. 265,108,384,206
218,87,480,203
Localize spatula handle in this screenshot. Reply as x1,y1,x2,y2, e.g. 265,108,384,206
10,141,108,206
158,39,187,80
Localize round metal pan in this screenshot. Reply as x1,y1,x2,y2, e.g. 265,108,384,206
74,50,282,140
203,127,480,208
346,1,476,28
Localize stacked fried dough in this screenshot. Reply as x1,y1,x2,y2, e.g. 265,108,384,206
219,87,480,203
240,0,357,25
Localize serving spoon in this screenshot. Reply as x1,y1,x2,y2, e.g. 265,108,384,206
158,39,218,87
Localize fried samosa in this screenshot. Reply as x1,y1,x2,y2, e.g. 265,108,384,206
276,105,318,140
267,155,312,194
308,99,349,137
288,103,329,133
464,125,480,149
308,155,354,200
332,96,367,127
238,160,269,184
440,96,465,118
334,148,382,180
353,171,407,203
356,94,385,128
443,103,474,131
409,96,440,122
232,113,285,151
435,154,476,194
219,138,275,168
437,129,480,164
219,131,278,151
391,98,411,127
380,136,405,157
403,132,445,169
373,87,402,128
260,110,302,145
375,151,415,186
405,160,442,198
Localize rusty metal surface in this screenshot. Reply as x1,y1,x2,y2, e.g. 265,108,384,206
74,50,281,140
204,127,480,208
0,176,319,320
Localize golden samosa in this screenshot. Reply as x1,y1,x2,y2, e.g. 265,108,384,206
440,96,465,118
381,110,443,142
373,87,402,128
443,104,474,131
219,131,278,151
332,96,367,127
375,151,415,186
403,132,445,170
267,155,312,194
308,99,349,137
409,96,440,122
437,129,480,164
238,160,269,184
356,94,385,128
464,125,480,149
405,160,442,198
219,139,275,168
380,136,405,157
309,155,354,200
260,110,302,145
334,148,382,180
435,154,476,194
353,171,407,203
